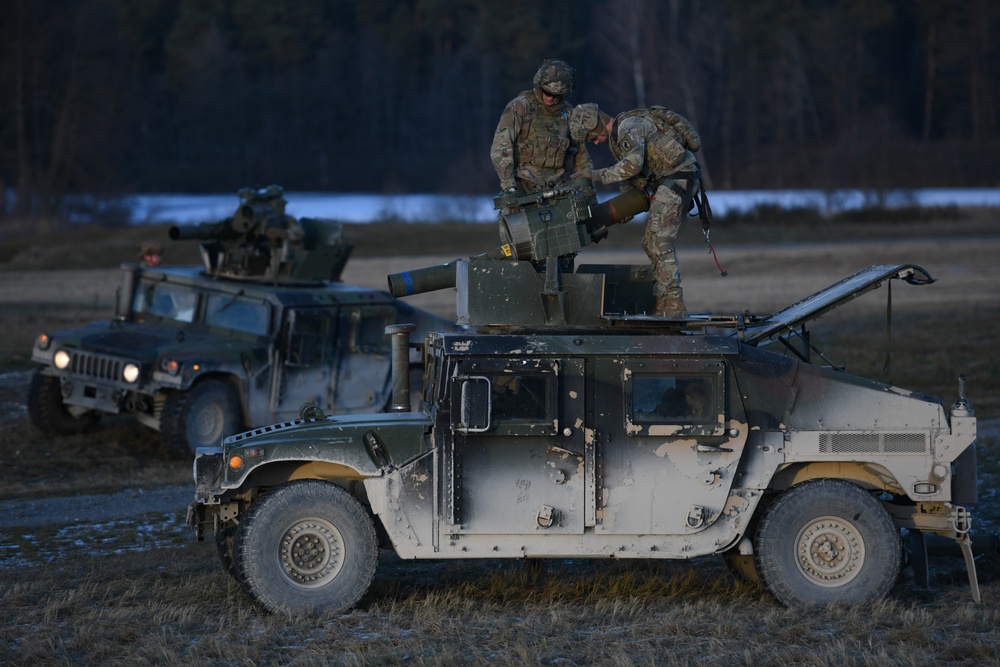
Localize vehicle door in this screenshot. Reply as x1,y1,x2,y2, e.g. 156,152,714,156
273,307,339,418
593,357,748,535
332,305,394,413
447,357,587,535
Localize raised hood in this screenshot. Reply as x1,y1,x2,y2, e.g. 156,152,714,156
739,264,935,346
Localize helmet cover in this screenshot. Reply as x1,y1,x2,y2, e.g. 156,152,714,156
533,59,574,96
569,103,600,142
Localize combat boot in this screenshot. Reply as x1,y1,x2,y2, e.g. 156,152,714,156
655,296,688,319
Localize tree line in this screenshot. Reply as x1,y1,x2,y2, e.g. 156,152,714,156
1,0,998,222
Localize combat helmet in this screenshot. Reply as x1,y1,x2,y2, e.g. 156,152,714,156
569,103,612,143
533,59,574,96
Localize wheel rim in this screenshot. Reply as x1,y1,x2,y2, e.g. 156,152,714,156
794,515,865,588
278,517,346,589
192,402,226,443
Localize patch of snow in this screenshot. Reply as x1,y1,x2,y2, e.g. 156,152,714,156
126,188,1000,226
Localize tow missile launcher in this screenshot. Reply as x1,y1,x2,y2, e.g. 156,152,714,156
169,184,352,283
189,181,980,615
388,177,652,325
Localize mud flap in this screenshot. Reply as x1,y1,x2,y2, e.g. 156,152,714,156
908,529,929,588
957,533,981,603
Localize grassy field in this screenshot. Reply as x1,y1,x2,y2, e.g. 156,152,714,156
1,211,999,665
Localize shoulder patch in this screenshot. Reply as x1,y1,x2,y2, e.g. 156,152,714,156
619,134,634,153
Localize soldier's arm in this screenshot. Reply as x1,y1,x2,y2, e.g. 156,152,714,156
597,125,646,185
571,141,594,174
490,100,524,191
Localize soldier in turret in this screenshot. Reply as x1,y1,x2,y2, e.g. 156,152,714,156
490,59,594,196
139,243,164,267
571,103,702,318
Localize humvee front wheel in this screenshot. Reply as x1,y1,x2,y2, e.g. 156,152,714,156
161,379,240,458
755,479,900,606
27,371,101,435
235,480,378,616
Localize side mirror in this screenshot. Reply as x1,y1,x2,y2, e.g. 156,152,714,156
453,376,491,433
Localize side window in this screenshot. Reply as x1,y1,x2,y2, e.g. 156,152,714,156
286,309,336,366
205,295,270,336
451,359,559,437
342,306,394,354
625,360,726,436
631,376,716,424
491,374,551,423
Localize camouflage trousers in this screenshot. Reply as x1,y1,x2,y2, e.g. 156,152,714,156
642,178,694,312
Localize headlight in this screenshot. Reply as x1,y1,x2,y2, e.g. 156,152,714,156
122,363,140,383
54,350,71,369
37,333,52,350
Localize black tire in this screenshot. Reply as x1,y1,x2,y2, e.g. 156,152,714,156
161,378,241,458
27,371,101,435
234,480,378,616
755,479,901,606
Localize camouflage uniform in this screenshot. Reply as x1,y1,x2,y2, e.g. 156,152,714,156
577,108,701,317
490,60,592,194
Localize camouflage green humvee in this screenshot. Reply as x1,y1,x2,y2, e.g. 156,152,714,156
28,186,454,457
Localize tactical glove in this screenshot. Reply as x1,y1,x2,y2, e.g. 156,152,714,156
571,167,601,183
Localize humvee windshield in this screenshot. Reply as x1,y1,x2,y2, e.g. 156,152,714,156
132,282,269,335
133,283,197,323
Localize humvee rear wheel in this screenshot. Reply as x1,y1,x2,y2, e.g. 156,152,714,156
755,479,900,606
27,371,101,435
161,379,240,458
235,480,378,616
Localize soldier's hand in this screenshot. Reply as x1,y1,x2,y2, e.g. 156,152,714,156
571,168,599,183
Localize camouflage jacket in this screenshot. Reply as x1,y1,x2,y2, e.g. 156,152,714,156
597,110,699,188
490,89,592,192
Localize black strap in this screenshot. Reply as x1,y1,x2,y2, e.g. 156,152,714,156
650,169,700,215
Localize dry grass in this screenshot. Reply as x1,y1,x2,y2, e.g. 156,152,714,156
1,544,999,666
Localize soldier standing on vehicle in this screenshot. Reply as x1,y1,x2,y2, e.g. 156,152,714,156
490,59,594,195
570,103,702,318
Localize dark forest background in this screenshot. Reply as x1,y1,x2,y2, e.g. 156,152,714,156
2,0,998,222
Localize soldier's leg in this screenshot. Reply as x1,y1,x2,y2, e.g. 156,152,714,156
641,185,686,317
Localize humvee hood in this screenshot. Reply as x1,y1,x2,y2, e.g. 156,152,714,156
220,411,433,482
